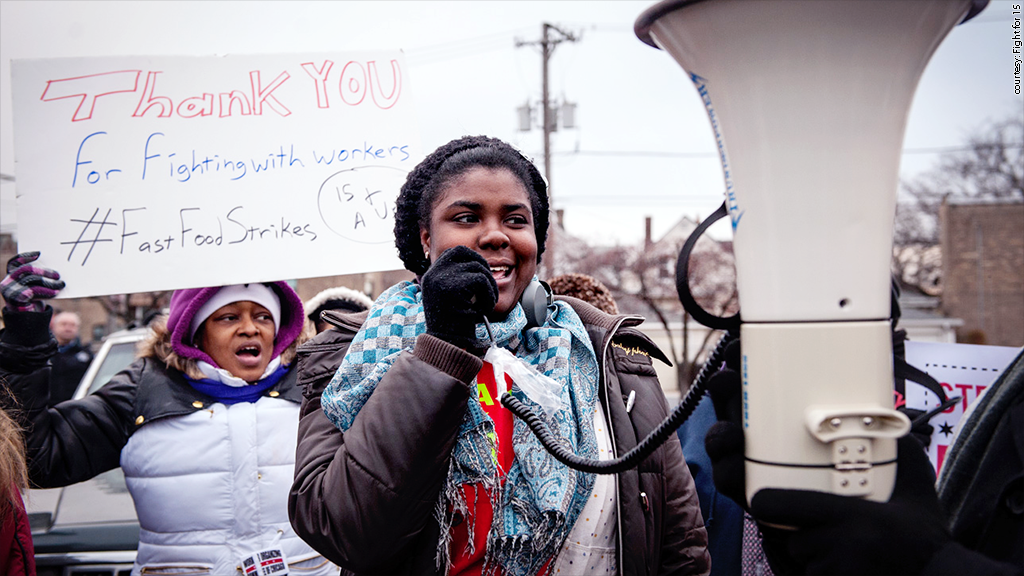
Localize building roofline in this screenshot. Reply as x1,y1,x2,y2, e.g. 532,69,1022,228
945,196,1023,206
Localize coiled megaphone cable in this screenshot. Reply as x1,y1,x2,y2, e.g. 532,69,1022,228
500,329,738,474
500,201,740,474
504,199,951,477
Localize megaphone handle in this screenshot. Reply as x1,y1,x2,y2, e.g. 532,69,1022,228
676,201,741,331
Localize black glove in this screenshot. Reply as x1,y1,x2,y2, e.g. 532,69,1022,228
1,251,65,312
749,434,949,575
704,338,747,508
420,246,498,353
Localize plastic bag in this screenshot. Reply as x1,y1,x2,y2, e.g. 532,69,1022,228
484,346,564,415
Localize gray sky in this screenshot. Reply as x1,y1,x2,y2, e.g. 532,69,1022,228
2,0,1021,246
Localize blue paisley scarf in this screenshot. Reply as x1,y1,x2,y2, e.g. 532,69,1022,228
321,280,600,576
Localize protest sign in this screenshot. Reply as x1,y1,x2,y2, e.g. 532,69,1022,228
11,52,420,297
904,340,1021,474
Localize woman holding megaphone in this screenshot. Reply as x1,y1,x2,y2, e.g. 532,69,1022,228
288,135,710,576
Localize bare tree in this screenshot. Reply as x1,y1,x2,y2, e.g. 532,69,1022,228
91,291,171,333
557,219,738,395
894,115,1024,293
672,239,738,391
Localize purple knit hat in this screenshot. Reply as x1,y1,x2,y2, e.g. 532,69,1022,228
166,281,305,368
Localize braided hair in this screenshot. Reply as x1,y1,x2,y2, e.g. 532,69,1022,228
394,135,549,276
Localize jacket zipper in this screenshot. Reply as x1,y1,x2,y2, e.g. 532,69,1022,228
602,314,640,576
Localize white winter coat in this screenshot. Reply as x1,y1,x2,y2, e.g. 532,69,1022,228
121,395,335,575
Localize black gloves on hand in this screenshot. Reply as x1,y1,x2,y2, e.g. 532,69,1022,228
1,252,65,312
750,434,949,575
704,338,747,508
421,246,498,353
703,337,954,575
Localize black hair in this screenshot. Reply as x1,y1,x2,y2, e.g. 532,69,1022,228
394,135,549,276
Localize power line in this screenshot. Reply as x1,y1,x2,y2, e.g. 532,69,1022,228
556,194,724,206
406,38,515,66
539,143,1024,160
552,150,716,158
903,143,1024,154
403,28,529,66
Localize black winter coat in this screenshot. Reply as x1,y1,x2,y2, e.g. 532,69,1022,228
0,306,302,488
289,297,711,576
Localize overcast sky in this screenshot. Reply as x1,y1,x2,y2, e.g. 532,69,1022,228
2,0,1021,246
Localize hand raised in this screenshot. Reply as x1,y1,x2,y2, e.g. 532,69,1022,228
421,246,498,352
1,252,65,312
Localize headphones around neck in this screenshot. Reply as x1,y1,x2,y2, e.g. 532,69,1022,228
520,279,552,328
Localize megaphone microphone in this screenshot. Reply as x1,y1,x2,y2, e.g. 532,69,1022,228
633,0,987,504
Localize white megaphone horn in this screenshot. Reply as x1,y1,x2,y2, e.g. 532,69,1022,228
635,0,988,504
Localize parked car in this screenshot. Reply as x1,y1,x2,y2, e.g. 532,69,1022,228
26,327,149,576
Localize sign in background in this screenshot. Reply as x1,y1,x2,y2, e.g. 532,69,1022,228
11,53,420,297
904,341,1021,474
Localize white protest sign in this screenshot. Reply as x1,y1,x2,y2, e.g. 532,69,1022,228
11,53,420,298
903,341,1021,474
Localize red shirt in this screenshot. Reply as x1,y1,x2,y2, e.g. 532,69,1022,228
448,361,513,576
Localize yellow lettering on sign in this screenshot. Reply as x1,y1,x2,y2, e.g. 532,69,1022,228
478,382,495,406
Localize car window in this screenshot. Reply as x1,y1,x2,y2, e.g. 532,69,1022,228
86,340,141,396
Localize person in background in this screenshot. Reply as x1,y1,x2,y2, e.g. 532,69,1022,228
0,252,338,576
303,286,374,335
48,310,93,402
1,391,34,576
290,135,710,576
547,272,619,315
936,348,1022,572
675,342,761,576
703,341,1023,575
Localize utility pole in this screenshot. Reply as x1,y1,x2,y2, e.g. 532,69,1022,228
516,23,578,208
516,23,578,279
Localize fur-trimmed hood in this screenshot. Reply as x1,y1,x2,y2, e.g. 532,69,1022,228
303,286,373,323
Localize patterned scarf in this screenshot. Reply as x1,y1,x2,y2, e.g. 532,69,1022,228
321,280,600,576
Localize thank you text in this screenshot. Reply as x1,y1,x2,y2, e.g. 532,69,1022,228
11,52,419,297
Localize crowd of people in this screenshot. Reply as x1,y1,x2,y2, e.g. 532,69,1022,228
0,134,1020,576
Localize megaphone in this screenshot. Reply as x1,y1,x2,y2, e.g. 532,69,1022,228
633,0,988,503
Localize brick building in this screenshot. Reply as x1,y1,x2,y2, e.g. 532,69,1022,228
939,196,1024,347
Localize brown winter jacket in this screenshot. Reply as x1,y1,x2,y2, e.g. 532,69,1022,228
289,297,711,576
